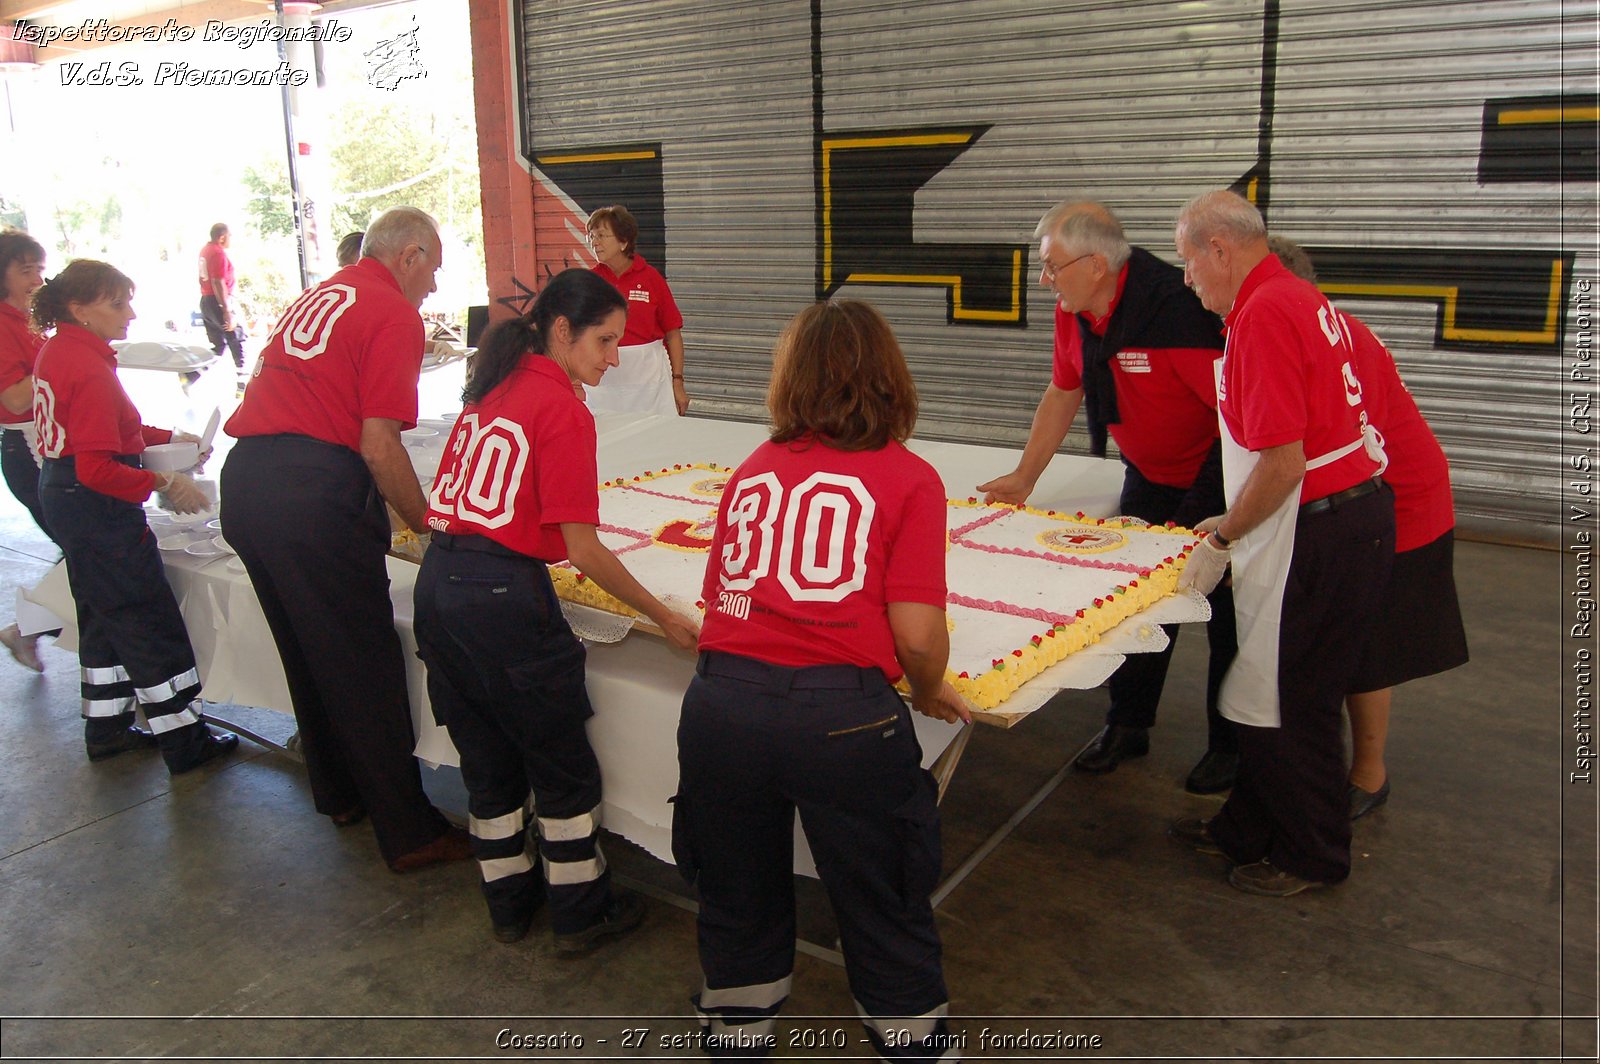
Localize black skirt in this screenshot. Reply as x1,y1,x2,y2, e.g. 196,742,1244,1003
1351,529,1470,694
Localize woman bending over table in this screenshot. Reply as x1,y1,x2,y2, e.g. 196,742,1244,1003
676,299,970,1061
414,268,698,949
32,260,237,772
585,205,688,416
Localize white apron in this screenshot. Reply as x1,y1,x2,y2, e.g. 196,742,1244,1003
1216,355,1300,729
585,338,676,417
1214,357,1390,730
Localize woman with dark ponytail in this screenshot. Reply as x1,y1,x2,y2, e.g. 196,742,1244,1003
414,268,698,949
32,260,237,772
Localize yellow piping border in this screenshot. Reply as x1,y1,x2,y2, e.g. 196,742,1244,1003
1497,106,1600,125
536,150,659,165
1321,257,1565,345
821,132,1023,323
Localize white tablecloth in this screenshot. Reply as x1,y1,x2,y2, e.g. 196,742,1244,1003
29,414,1204,866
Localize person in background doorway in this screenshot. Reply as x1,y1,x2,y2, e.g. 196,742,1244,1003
0,229,54,671
31,259,238,772
1267,236,1468,819
585,205,689,416
198,222,246,374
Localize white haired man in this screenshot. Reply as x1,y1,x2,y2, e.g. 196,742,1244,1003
979,200,1239,794
221,206,471,873
1170,191,1394,897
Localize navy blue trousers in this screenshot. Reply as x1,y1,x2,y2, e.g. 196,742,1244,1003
413,533,610,934
1211,487,1395,882
221,435,447,862
676,651,953,1061
40,456,209,767
1106,459,1238,753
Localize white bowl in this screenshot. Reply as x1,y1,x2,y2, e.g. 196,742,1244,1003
143,442,199,473
158,533,196,551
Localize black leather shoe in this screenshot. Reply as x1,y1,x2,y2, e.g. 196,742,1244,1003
1184,748,1239,794
1073,724,1149,774
168,730,239,775
1349,778,1391,820
555,891,645,956
86,726,159,762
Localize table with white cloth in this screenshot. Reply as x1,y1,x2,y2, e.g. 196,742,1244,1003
28,414,1207,880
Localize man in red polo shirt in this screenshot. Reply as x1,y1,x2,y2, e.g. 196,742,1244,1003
197,222,246,374
1170,190,1395,897
221,206,470,874
979,200,1239,794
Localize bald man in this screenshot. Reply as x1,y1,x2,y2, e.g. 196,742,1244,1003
1169,191,1394,898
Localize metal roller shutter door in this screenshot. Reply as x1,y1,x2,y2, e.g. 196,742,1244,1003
519,0,1591,543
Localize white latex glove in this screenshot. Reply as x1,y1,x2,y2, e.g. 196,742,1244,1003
160,472,211,514
1178,534,1231,596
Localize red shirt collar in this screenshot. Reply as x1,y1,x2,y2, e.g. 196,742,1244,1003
1224,254,1289,329
0,301,31,329
595,253,652,283
348,256,405,295
1082,261,1131,336
54,322,117,363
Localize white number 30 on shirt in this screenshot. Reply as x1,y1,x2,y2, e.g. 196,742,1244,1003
428,413,530,529
719,472,877,603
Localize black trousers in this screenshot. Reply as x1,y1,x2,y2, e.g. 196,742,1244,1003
199,294,245,370
221,435,446,862
1210,487,1395,883
413,534,610,934
2,428,53,543
1105,460,1238,752
675,652,952,1062
40,457,209,766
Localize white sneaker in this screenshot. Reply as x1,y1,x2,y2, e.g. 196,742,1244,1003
0,624,44,672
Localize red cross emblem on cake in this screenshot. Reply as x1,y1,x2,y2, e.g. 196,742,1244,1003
1037,525,1128,554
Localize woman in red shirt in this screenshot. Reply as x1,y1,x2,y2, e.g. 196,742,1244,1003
1269,238,1468,820
0,229,52,671
414,268,697,949
32,260,237,771
585,205,688,416
677,300,968,1060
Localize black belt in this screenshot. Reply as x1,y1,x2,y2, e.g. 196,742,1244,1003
697,650,887,693
430,530,541,562
1300,477,1381,516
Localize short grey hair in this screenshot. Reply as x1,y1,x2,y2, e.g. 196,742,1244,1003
1176,190,1267,245
1033,200,1132,271
360,206,440,261
1267,235,1319,284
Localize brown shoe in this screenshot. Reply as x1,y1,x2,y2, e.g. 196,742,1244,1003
329,805,367,828
388,826,473,874
1227,860,1328,897
1167,816,1225,856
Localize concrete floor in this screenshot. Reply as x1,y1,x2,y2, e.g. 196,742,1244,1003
0,481,1593,1062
